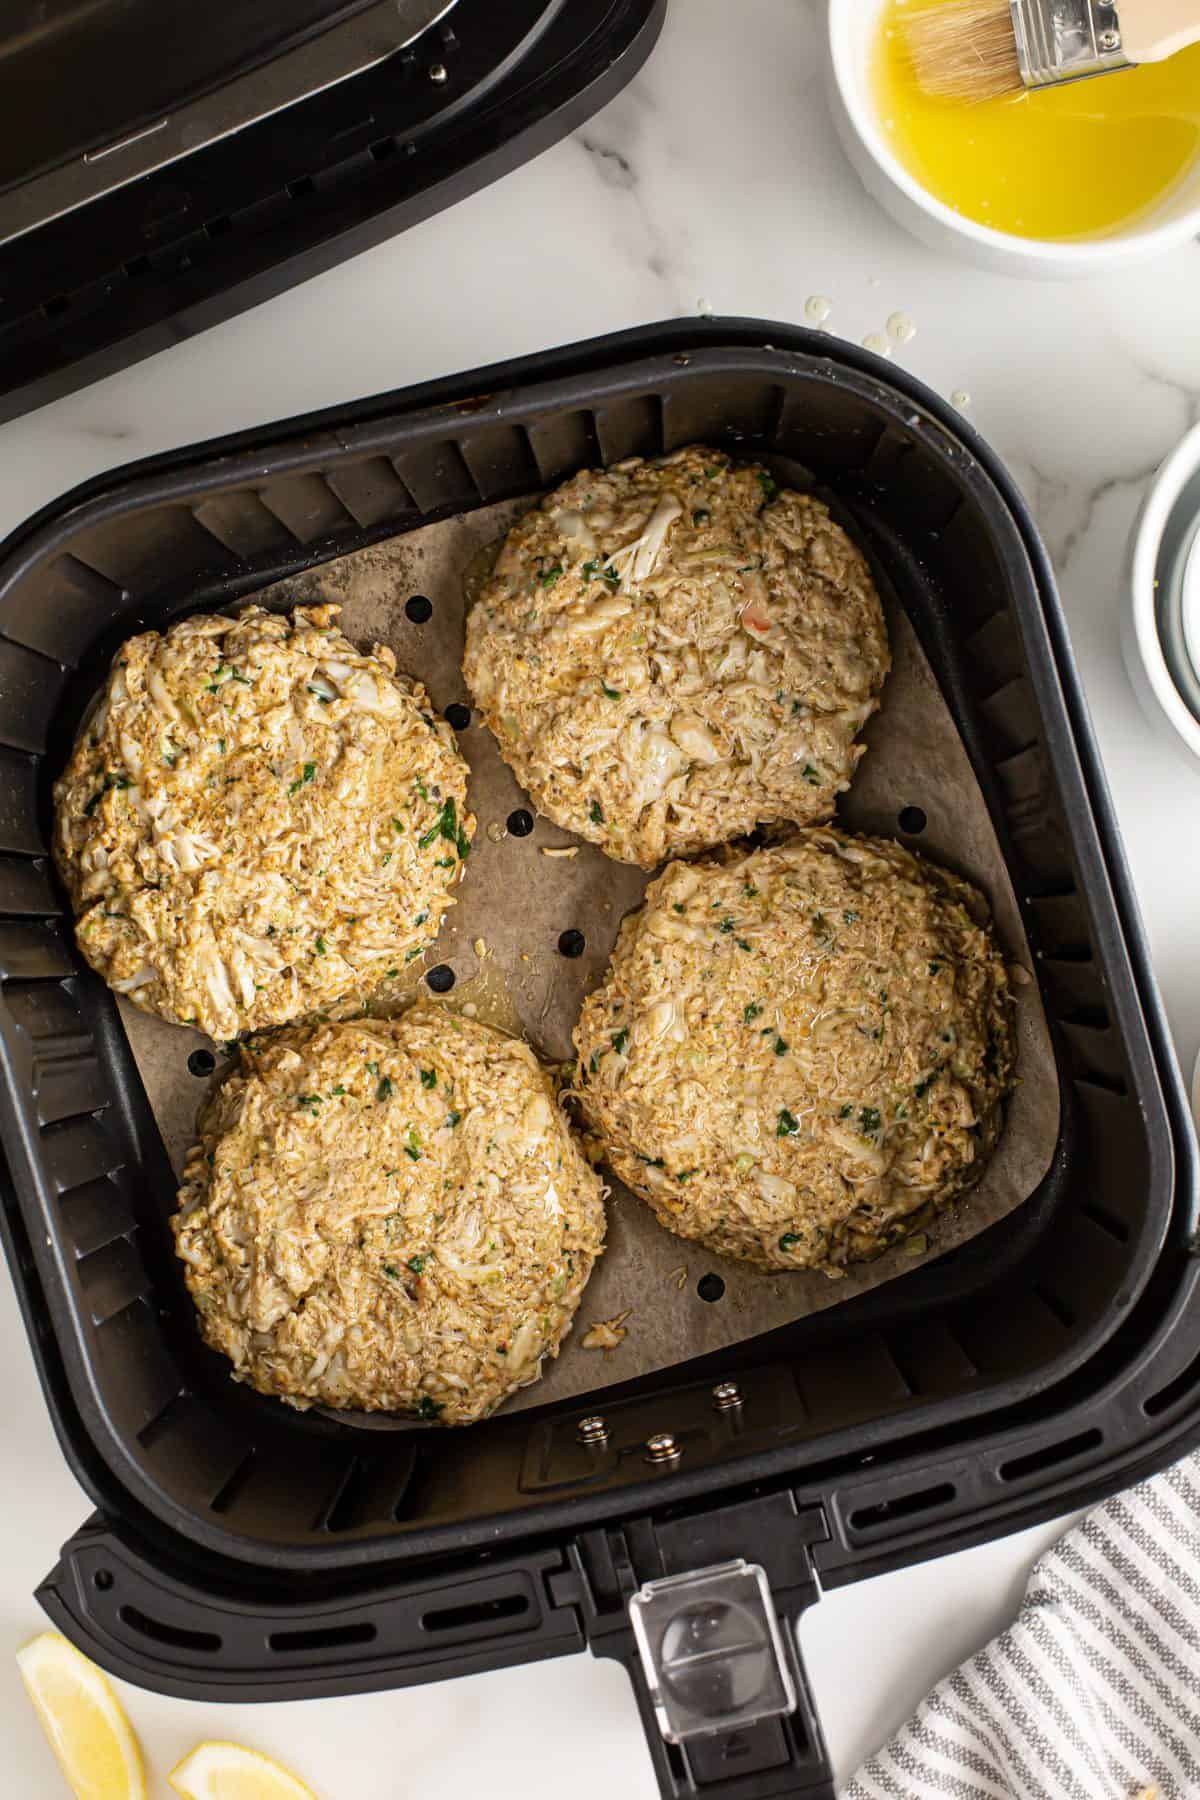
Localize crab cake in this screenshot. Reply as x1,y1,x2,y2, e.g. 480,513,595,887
174,1007,606,1423
54,605,473,1041
574,829,1016,1273
463,446,889,869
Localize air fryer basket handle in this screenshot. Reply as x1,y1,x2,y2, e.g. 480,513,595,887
598,1631,835,1798
569,1493,836,1797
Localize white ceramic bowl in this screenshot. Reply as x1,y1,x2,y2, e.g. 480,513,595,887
826,0,1200,278
1123,420,1200,769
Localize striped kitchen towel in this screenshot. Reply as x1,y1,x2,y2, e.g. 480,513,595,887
844,1453,1200,1800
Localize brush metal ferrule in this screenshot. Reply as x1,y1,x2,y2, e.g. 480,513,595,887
1010,0,1134,88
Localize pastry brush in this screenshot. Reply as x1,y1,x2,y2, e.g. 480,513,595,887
903,0,1200,102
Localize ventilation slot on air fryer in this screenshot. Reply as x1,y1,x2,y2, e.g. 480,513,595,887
422,1592,530,1634
848,1482,957,1533
999,1428,1103,1483
118,1605,222,1655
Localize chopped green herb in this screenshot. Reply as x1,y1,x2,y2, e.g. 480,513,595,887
83,771,133,814
288,761,316,796
392,818,405,833
205,666,231,693
743,884,759,898
408,1255,427,1275
404,945,423,963
414,911,429,928
692,508,710,525
376,1075,393,1103
231,670,253,686
736,938,753,953
612,1028,630,1055
381,853,392,867
777,1108,801,1137
419,795,467,857
297,1094,322,1114
779,1232,802,1252
588,1052,599,1074
446,1110,462,1128
859,1106,882,1136
589,800,604,826
404,1126,421,1161
757,470,778,502
600,681,622,700
331,1085,347,1097
802,763,821,785
414,776,430,802
914,1071,937,1100
307,683,332,703
843,910,859,924
636,1153,666,1168
314,935,327,955
420,1068,437,1090
540,563,564,588
719,917,735,934
416,1396,443,1420
774,1037,789,1057
929,961,943,976
673,902,686,915
382,1264,400,1279
744,1003,762,1023
366,1059,380,1078
435,855,454,867
162,747,177,767
385,967,399,979
839,1103,853,1118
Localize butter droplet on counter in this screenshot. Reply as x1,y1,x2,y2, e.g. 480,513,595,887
804,294,832,326
486,820,507,843
887,311,917,344
862,333,894,358
951,389,972,411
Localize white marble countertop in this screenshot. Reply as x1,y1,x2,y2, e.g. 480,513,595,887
0,0,1196,1793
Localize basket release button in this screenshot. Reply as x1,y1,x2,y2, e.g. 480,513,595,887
627,1558,797,1745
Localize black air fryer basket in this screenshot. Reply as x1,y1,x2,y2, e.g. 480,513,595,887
1,320,1197,1799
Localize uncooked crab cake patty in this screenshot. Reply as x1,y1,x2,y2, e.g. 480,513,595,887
53,604,473,1040
173,1007,607,1423
573,828,1016,1273
463,446,890,868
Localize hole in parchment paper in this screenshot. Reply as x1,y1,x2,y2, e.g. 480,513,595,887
558,929,586,959
445,703,471,731
697,1274,726,1303
427,964,455,993
405,595,433,623
187,1049,216,1078
898,805,927,835
507,808,534,838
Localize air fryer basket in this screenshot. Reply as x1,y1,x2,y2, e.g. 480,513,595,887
2,321,1196,1799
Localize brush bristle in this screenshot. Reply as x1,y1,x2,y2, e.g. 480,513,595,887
901,0,1024,103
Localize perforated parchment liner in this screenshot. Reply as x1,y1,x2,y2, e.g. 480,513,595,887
118,496,1060,1417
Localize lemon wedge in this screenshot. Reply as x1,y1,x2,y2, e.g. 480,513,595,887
16,1631,146,1800
170,1742,318,1800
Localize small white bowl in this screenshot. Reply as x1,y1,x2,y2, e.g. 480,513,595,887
1124,420,1200,769
826,0,1200,278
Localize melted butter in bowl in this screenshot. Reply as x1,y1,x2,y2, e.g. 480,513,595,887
872,0,1200,241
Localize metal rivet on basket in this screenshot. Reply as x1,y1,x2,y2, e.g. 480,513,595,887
712,1380,743,1412
429,61,449,83
577,1415,609,1445
645,1432,682,1465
